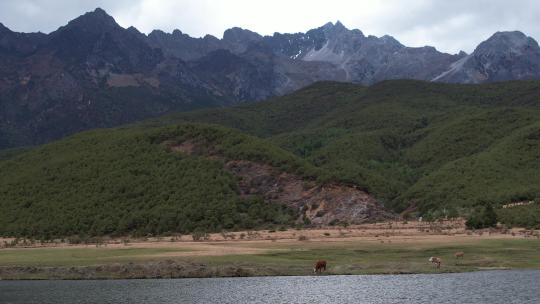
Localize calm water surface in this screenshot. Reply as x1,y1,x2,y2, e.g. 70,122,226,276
1,270,539,304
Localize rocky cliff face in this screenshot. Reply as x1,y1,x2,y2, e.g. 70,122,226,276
0,9,220,148
171,139,394,224
1,8,540,149
146,19,540,89
225,160,393,225
433,31,540,83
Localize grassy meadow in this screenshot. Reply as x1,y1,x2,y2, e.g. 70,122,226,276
1,237,539,279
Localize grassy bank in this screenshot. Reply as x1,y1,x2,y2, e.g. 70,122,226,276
1,237,539,279
196,239,540,275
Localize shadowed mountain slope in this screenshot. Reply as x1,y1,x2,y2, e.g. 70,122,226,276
2,9,540,149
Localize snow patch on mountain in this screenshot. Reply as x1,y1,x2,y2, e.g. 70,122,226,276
302,41,346,64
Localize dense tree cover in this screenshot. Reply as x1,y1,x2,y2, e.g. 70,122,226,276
0,147,29,161
0,124,303,238
156,80,540,214
466,204,498,229
2,80,540,237
497,204,540,229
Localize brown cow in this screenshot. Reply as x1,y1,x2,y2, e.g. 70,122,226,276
313,260,327,274
454,251,465,259
429,257,442,268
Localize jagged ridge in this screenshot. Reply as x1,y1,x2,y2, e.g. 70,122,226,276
1,8,540,150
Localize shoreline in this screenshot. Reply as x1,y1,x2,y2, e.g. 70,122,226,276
0,268,540,282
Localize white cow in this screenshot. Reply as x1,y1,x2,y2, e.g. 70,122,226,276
429,257,442,268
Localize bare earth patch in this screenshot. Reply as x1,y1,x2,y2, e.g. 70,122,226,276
1,220,537,256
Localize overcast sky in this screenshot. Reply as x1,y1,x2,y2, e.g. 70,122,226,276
0,0,538,54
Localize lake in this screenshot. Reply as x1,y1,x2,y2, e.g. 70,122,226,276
1,270,539,304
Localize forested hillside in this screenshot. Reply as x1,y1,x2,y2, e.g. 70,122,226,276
1,80,539,237
0,125,311,238
157,80,540,216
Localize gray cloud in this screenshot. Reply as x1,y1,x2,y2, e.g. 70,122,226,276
0,0,538,54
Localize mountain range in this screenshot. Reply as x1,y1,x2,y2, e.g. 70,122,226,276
1,8,540,149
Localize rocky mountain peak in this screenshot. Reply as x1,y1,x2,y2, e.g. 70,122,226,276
46,7,164,74
321,21,334,29
87,7,116,22
91,7,108,16
380,35,403,48
148,29,164,37
320,21,359,37
475,31,540,55
334,20,346,28
331,20,348,33
172,29,184,37
223,27,262,44
203,34,220,42
0,22,11,34
61,7,119,33
322,20,346,28
126,26,143,35
433,31,540,83
222,27,262,53
490,31,530,42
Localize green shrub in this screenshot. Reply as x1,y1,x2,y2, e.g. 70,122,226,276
497,203,540,229
192,230,209,241
466,204,498,229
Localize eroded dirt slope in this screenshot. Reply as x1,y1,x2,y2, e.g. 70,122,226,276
171,140,394,224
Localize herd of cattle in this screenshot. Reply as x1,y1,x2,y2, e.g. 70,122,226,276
313,251,465,274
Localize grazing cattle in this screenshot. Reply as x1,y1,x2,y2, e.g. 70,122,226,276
429,257,442,268
313,260,327,274
454,251,465,259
